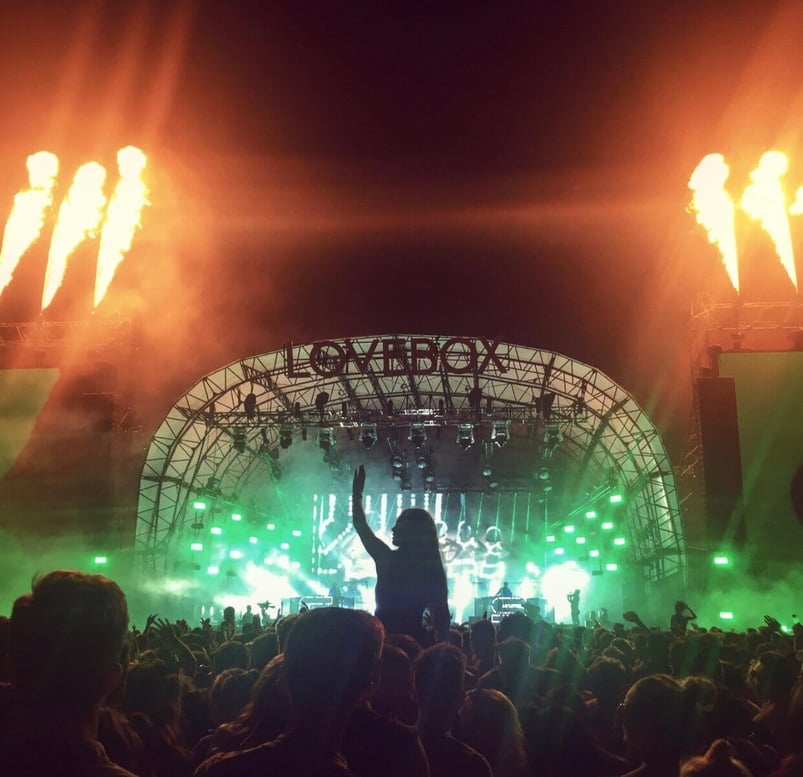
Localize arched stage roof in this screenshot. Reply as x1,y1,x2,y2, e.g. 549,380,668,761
136,335,685,592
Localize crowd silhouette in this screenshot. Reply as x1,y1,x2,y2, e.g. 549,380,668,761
1,545,802,775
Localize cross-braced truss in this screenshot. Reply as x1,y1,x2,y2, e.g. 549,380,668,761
136,336,685,588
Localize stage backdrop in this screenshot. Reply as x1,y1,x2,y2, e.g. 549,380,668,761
718,352,803,572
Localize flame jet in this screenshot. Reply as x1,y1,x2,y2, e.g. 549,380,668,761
0,151,59,296
41,162,108,312
688,153,740,292
94,146,149,308
741,150,798,292
790,186,803,216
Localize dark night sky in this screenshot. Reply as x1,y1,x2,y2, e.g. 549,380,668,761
2,0,803,459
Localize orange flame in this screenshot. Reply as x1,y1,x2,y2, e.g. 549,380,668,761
790,185,803,216
94,146,149,308
41,162,108,312
740,151,798,292
688,153,740,292
0,151,59,295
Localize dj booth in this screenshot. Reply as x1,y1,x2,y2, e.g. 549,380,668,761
283,595,356,613
474,596,547,623
281,594,548,623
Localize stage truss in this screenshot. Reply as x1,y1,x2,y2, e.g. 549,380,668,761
136,335,685,589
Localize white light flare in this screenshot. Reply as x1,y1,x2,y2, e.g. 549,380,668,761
0,151,59,296
688,153,740,293
94,146,149,308
41,162,107,312
740,150,798,292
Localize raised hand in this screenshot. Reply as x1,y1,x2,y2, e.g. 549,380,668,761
353,465,366,502
763,615,781,633
154,617,181,646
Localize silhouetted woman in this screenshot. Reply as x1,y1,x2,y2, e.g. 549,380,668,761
352,465,450,646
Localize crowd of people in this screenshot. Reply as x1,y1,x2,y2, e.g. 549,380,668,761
1,568,801,777
0,473,800,776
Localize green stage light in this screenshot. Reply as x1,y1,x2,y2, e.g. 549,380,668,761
713,555,730,566
601,521,614,530
210,527,222,536
719,611,734,620
563,525,575,534
190,542,203,551
229,549,244,559
605,562,618,571
609,494,623,504
231,513,242,521
589,549,600,558
291,529,302,537
576,536,586,544
280,542,290,550
585,510,597,519
614,537,626,546
193,501,207,511
93,556,107,565
207,565,219,575
249,536,258,544
554,547,565,555
546,534,556,542
267,523,276,531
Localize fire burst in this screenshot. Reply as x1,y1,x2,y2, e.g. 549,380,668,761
41,162,108,312
740,150,798,293
790,186,803,216
94,146,148,308
0,151,59,295
688,153,740,292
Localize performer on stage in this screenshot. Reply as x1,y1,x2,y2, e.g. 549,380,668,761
352,465,450,645
567,589,581,626
495,581,513,598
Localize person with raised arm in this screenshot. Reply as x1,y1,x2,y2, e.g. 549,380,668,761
352,464,451,646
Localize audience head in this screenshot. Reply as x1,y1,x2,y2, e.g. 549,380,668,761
391,508,440,551
124,658,181,727
748,650,799,703
276,613,300,653
385,631,423,662
497,611,535,645
375,642,413,700
209,668,258,726
470,618,497,662
10,570,128,713
680,739,752,777
213,640,251,673
282,607,384,721
414,642,466,726
250,630,279,670
586,656,627,707
459,688,527,777
621,673,717,761
498,637,531,673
